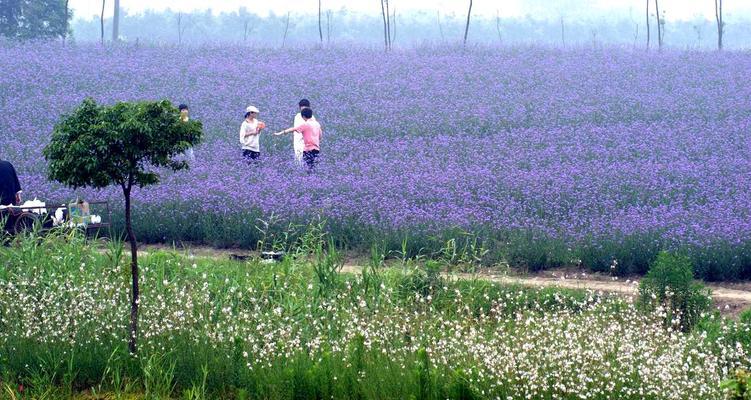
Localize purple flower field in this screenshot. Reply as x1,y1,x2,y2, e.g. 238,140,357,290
1,43,750,279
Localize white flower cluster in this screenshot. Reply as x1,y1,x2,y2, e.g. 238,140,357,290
0,256,748,399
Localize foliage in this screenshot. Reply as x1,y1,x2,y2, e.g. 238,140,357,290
43,97,203,354
44,98,202,191
0,0,71,40
4,44,751,280
0,233,747,399
637,251,712,331
721,369,751,400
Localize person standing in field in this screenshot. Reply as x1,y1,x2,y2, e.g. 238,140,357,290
0,159,22,206
293,99,316,166
240,106,266,163
179,104,195,161
274,108,321,173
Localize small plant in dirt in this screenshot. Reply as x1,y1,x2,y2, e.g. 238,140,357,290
637,251,711,331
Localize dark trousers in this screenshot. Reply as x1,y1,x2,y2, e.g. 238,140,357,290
242,150,260,163
303,150,320,172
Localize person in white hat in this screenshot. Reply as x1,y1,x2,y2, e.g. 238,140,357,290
239,106,266,162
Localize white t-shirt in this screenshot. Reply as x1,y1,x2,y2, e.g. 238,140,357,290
293,113,315,153
239,119,260,152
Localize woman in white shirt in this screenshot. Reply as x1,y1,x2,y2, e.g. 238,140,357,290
240,106,265,162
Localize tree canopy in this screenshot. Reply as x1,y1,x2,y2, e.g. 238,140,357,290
44,97,203,354
44,98,202,191
0,0,71,40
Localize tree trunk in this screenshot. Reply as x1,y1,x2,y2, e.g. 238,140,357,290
645,0,650,49
282,12,290,48
112,0,120,42
123,185,139,355
380,0,388,51
715,0,723,50
654,0,662,50
326,10,331,44
244,20,248,42
384,0,391,50
100,0,105,45
560,16,565,46
463,0,472,47
177,12,182,45
437,11,444,43
496,10,502,44
318,0,323,44
63,0,69,44
391,8,395,46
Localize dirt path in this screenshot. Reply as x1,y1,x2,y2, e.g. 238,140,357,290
137,244,751,317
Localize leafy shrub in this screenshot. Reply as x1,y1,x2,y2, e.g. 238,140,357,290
637,251,712,331
740,308,751,326
398,260,444,300
721,369,751,400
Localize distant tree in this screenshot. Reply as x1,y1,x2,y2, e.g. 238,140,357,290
654,0,662,49
380,0,388,50
63,0,69,43
436,10,445,43
384,0,391,49
714,0,724,50
326,9,331,44
112,0,119,41
177,11,188,45
693,24,703,47
282,12,290,48
391,7,396,45
496,10,502,44
44,98,203,355
100,0,105,44
318,0,323,44
463,0,472,47
0,0,71,40
646,0,650,49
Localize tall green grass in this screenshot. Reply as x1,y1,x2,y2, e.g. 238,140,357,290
109,203,751,281
0,229,748,399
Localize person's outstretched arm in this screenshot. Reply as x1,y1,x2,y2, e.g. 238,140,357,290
273,125,299,136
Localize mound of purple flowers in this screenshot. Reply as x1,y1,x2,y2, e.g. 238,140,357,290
1,43,749,279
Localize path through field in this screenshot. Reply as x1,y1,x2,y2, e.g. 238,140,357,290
139,245,751,317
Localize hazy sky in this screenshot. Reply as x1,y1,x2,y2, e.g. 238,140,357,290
70,0,751,21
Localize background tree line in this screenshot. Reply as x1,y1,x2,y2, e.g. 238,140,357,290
1,1,750,49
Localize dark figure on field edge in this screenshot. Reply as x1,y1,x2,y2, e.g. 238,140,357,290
0,159,22,206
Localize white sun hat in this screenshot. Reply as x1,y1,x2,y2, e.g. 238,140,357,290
246,105,260,113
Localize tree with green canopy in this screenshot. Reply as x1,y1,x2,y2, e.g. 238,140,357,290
0,0,72,40
44,98,203,354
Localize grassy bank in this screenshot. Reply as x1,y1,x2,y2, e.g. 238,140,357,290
0,230,749,399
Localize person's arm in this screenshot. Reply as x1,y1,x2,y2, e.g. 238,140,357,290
273,125,300,136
